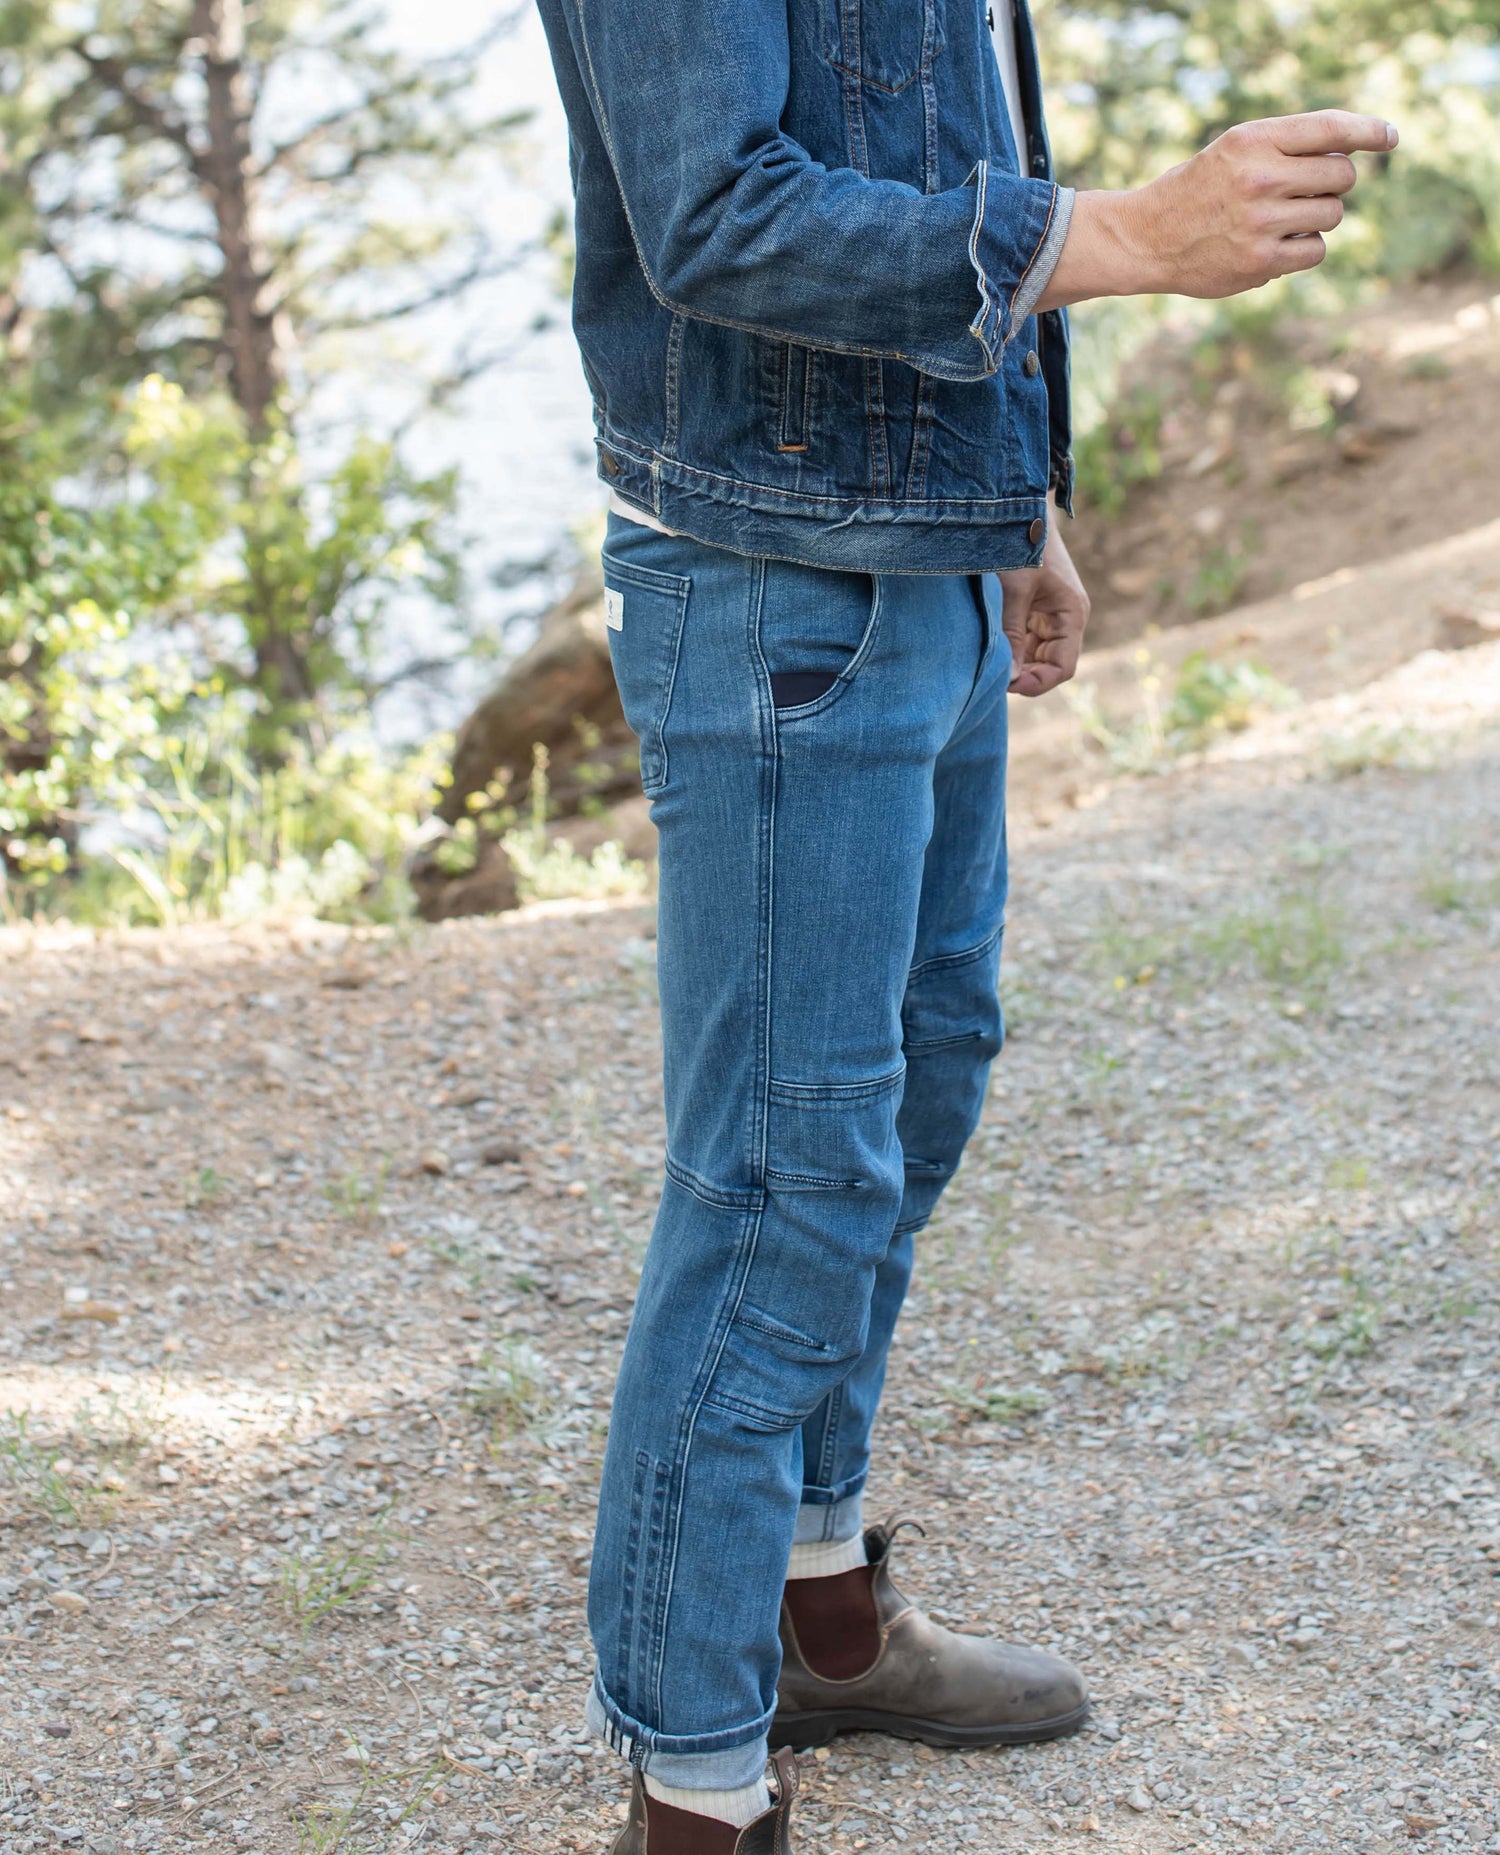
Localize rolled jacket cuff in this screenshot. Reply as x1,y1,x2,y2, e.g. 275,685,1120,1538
1011,185,1074,327
965,163,1068,370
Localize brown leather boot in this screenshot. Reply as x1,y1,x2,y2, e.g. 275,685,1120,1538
610,1746,798,1853
771,1522,1088,1750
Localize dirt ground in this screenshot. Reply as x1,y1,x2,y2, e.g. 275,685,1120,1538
1067,279,1500,649
3,575,1499,1853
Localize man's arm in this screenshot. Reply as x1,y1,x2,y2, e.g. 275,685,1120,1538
1037,113,1398,311
546,0,1065,381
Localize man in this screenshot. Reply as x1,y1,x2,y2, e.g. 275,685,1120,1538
535,0,1395,1845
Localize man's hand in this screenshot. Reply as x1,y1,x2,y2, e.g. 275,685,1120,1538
1037,111,1399,311
998,519,1089,698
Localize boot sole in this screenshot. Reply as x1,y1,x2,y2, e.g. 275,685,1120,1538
769,1699,1090,1751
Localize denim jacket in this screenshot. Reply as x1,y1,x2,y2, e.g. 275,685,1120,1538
537,0,1074,573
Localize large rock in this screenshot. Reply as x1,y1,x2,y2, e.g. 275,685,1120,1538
411,574,645,920
437,574,634,826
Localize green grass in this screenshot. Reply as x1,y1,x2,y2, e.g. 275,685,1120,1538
279,1514,394,1628
1070,648,1294,775
292,1739,446,1855
0,1410,85,1524
1199,894,1346,1000
324,1161,389,1223
1320,723,1436,778
1419,860,1500,918
463,1339,555,1444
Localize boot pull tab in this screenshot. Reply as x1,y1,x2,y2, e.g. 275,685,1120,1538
770,1744,799,1806
880,1516,927,1554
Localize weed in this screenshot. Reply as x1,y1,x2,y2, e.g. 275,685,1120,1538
1326,1156,1371,1190
325,1161,389,1223
1071,648,1293,774
500,744,649,904
1304,1298,1381,1361
73,1387,163,1462
185,1165,226,1208
1199,895,1345,1000
0,1410,83,1524
279,1514,394,1628
1184,540,1254,617
292,1738,446,1854
1320,724,1436,778
945,1381,1050,1424
464,1339,555,1442
1419,860,1500,919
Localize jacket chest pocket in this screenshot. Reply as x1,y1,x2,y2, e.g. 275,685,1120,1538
822,0,946,93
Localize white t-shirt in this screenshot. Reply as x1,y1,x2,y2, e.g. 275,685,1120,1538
609,11,1033,534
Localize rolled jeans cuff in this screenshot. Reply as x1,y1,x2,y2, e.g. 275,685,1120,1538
585,1675,771,1792
793,1488,865,1546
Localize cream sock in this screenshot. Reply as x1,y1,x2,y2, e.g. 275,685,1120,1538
786,1531,869,1580
643,1773,772,1827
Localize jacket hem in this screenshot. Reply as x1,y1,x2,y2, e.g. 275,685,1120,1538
600,442,1050,574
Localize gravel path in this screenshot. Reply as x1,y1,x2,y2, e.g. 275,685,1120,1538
2,641,1498,1855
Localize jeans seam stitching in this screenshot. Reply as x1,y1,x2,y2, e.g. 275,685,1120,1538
906,923,1004,982
645,555,779,1732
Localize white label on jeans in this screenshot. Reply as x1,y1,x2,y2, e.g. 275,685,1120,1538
605,588,625,631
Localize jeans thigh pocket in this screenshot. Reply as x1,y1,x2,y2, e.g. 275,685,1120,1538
759,562,882,718
601,555,690,795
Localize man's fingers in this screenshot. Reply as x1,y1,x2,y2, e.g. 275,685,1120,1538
1276,194,1345,236
1261,110,1397,157
1010,661,1073,697
1277,153,1359,197
1023,608,1078,644
1273,231,1327,275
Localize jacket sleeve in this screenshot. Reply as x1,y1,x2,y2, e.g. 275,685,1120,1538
566,0,1068,381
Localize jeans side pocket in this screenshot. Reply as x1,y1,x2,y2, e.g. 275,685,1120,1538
602,556,691,795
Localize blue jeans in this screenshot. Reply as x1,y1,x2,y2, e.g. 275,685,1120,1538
586,514,1012,1788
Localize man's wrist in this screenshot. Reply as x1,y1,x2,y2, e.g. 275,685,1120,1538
1035,187,1164,310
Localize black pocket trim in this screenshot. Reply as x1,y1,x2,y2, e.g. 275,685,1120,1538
771,670,840,708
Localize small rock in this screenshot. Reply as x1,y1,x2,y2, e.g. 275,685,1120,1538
419,1148,450,1176
253,1725,284,1748
1168,1609,1192,1632
258,1041,299,1082
75,1020,118,1045
156,1462,180,1484
1124,1788,1153,1813
42,1721,72,1737
1436,604,1500,651
48,1590,90,1614
481,1141,524,1166
58,1300,123,1325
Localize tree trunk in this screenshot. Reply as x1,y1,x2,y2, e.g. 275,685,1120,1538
195,0,283,439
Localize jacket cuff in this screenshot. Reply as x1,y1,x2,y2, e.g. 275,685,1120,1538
1011,186,1074,326
965,163,1068,370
